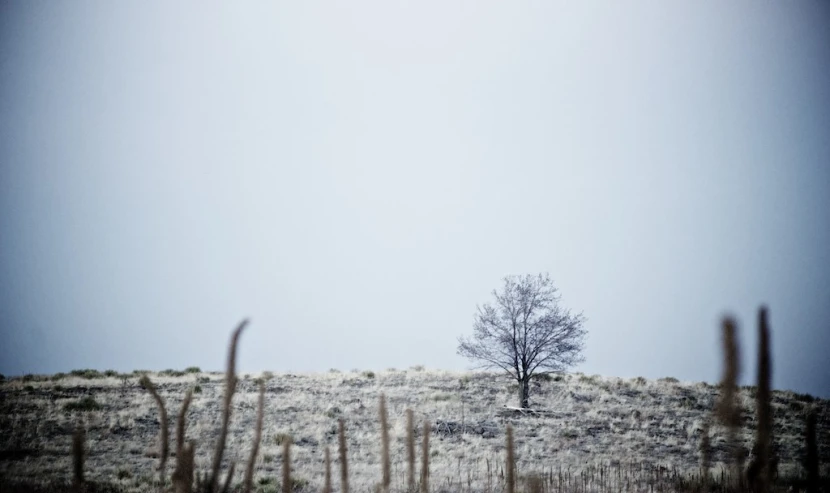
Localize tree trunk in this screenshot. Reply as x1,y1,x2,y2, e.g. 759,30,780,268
519,377,530,409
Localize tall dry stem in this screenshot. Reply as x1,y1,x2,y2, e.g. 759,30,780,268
243,380,265,493
72,425,85,489
750,306,773,493
176,389,193,458
221,461,235,493
406,409,416,493
380,394,391,492
139,374,169,486
172,388,193,493
339,418,350,493
173,442,195,493
420,420,430,493
208,319,248,493
324,447,332,493
282,439,292,493
716,317,743,477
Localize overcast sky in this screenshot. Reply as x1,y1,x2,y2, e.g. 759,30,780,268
1,2,828,397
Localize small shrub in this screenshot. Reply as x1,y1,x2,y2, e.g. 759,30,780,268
273,432,293,445
21,374,37,382
51,372,67,381
280,477,309,492
23,385,35,392
262,453,276,463
54,385,64,391
71,369,104,379
410,365,425,372
362,370,375,379
326,406,342,418
104,369,119,377
198,376,210,384
132,370,150,376
578,374,596,385
159,369,186,377
660,376,679,384
261,371,274,380
116,468,132,480
794,392,815,403
633,376,648,386
64,396,102,412
431,393,454,402
561,429,579,439
533,373,553,382
184,366,201,373
193,385,202,394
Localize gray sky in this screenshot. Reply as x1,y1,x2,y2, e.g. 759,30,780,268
1,2,829,397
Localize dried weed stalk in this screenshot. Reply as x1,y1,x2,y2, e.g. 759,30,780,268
379,394,391,492
506,424,515,493
72,425,85,489
339,418,350,493
243,380,265,493
716,316,743,477
406,409,416,493
208,319,248,493
420,420,430,493
282,438,292,493
139,374,169,486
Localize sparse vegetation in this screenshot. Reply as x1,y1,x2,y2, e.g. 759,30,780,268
361,370,375,379
64,396,102,412
1,313,828,493
159,369,186,377
185,366,201,373
273,432,293,446
70,369,105,379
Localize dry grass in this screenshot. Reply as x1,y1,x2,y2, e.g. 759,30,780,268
0,312,828,492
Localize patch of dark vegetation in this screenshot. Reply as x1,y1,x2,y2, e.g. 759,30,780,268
63,396,102,412
70,369,104,379
185,366,201,373
159,368,186,377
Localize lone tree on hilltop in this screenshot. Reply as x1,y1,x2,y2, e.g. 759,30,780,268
457,273,586,408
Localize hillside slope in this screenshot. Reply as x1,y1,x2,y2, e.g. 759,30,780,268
0,370,827,492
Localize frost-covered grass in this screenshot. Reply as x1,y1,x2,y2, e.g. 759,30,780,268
0,368,827,492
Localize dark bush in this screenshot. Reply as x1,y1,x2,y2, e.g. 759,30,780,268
70,369,104,379
64,396,102,412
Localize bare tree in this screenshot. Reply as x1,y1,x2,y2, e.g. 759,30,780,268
458,273,586,408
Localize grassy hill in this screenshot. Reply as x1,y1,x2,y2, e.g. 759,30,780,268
0,367,827,492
